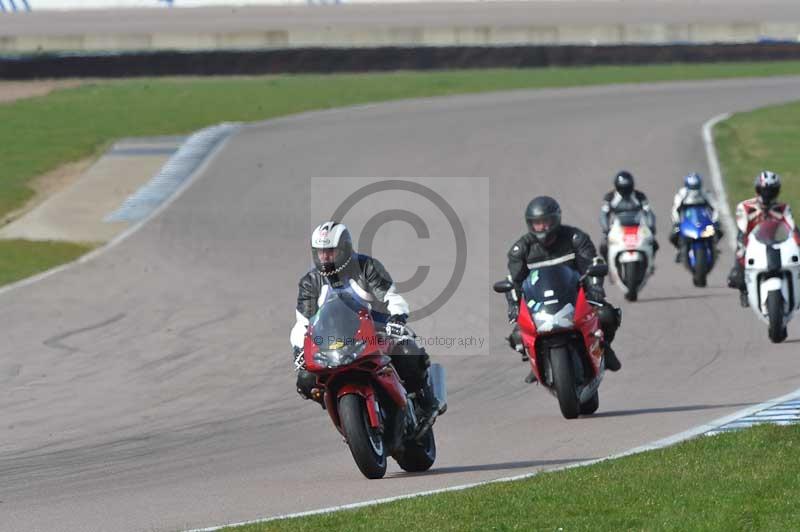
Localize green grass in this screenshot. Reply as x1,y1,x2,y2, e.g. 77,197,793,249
3,61,800,287
0,239,93,286
715,100,800,211
227,423,800,532
4,62,800,219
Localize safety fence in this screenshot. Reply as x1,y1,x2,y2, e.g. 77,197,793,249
3,42,800,79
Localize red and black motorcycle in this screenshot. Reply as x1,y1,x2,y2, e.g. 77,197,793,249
494,262,609,419
304,289,447,479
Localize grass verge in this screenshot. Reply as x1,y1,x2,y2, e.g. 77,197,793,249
227,423,800,531
715,100,800,211
2,61,800,288
0,240,93,287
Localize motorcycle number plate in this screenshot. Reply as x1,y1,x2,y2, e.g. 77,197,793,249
619,251,640,263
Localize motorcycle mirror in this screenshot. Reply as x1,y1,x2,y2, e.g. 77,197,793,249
493,280,513,293
586,263,609,277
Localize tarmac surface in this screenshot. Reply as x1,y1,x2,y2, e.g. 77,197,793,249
2,1,800,50
3,2,800,35
3,77,800,531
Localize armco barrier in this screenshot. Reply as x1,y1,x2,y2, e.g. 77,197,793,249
3,42,800,79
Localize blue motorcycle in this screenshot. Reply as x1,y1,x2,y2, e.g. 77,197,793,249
678,205,718,287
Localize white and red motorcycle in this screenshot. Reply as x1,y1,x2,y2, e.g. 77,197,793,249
744,218,800,343
606,211,656,302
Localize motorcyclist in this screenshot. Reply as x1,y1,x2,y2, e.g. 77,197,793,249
599,170,659,262
669,172,724,263
291,221,437,414
506,196,622,373
727,171,800,307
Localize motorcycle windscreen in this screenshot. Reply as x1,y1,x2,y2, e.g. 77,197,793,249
309,291,372,367
680,205,714,239
522,265,580,333
681,205,713,227
753,219,792,245
613,210,644,227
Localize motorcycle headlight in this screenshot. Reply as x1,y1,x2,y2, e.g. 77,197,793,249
700,225,716,238
532,303,576,333
313,340,367,368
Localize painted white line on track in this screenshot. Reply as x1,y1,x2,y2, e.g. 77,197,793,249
0,123,241,300
185,109,799,532
703,112,736,252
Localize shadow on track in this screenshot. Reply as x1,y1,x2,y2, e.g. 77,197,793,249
388,458,587,478
588,402,753,419
635,292,730,304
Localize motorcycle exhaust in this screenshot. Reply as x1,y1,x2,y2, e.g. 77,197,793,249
428,363,447,415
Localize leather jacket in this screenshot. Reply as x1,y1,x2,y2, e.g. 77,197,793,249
290,254,409,348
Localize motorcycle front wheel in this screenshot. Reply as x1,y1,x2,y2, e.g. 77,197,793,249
767,290,787,344
339,394,388,479
550,345,580,419
693,242,709,287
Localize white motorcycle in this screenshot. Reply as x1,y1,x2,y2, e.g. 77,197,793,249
744,219,800,343
606,211,656,302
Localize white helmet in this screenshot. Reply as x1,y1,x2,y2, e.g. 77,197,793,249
755,170,781,204
311,221,353,276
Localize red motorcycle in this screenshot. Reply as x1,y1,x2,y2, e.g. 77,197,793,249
494,262,609,419
304,289,447,479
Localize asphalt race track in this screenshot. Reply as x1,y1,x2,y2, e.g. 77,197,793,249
3,77,800,531
2,1,800,36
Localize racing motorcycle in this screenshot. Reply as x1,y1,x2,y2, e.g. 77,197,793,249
494,261,610,419
303,289,447,479
743,218,800,343
678,205,718,287
606,211,655,301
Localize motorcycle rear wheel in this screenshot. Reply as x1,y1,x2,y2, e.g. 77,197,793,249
339,394,388,479
551,346,580,419
767,291,787,344
395,427,436,473
580,391,600,415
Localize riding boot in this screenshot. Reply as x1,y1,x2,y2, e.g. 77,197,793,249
507,324,528,362
739,289,749,308
604,344,622,372
417,373,444,418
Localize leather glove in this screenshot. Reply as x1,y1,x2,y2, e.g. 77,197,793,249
293,346,305,371
386,314,409,336
507,304,519,323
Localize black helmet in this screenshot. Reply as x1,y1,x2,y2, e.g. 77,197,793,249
525,196,561,246
754,170,781,205
614,170,635,198
311,221,353,276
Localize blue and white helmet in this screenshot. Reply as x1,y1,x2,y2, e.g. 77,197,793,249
311,221,353,276
684,172,703,191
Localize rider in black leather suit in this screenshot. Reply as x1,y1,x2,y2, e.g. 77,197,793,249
505,196,622,372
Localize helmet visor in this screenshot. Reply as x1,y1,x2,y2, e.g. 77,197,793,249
316,248,337,264
529,213,559,234
759,185,780,203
